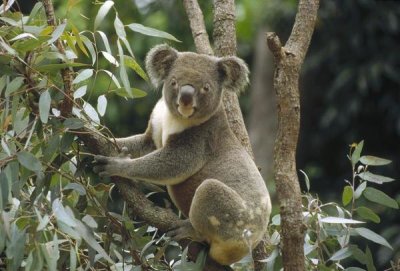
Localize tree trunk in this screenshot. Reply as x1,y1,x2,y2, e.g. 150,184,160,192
267,0,320,270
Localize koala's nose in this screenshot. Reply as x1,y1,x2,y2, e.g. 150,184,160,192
179,85,195,106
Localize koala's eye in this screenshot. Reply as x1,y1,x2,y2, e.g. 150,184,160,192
171,78,177,87
202,83,211,93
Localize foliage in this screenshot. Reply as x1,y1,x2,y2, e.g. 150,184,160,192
0,1,190,270
265,141,399,271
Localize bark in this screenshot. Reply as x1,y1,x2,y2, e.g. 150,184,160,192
183,0,214,55
267,0,320,270
42,0,74,115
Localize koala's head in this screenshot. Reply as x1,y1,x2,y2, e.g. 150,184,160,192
145,44,249,120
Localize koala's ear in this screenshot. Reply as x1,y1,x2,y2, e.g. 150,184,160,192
217,56,249,93
145,44,179,87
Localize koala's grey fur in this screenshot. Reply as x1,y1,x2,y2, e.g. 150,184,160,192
94,44,271,265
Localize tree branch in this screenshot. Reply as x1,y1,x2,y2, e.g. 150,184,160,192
267,0,319,270
183,0,213,55
41,0,74,115
213,0,255,160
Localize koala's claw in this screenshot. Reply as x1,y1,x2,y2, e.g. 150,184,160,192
92,155,118,177
167,220,203,242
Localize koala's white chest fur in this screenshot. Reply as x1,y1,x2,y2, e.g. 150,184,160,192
151,98,193,149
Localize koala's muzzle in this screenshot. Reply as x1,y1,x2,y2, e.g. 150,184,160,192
178,85,195,106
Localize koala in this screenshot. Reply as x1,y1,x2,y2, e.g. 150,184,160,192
93,44,271,265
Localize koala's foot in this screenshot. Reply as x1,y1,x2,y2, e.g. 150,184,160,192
92,155,129,177
167,219,204,242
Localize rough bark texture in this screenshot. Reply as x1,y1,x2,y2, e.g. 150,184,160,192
183,0,214,55
42,0,74,115
267,0,320,270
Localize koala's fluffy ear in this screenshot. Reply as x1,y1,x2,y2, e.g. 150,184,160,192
217,56,249,94
145,44,179,87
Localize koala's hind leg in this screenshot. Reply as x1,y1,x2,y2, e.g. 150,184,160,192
189,179,255,265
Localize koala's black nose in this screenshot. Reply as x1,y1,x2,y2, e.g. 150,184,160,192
179,85,195,106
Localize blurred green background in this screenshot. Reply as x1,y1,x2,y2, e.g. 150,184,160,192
18,0,400,268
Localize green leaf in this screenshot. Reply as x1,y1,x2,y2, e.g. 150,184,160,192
80,35,97,65
124,55,149,81
0,172,9,210
36,63,88,72
299,169,310,191
354,227,392,250
64,118,84,129
5,77,24,96
365,246,376,271
358,171,395,184
48,23,66,44
97,95,107,116
117,39,131,97
363,187,399,209
320,217,364,224
73,85,87,99
356,207,380,223
52,198,77,227
127,23,181,42
351,140,364,166
329,247,352,261
348,245,367,265
96,31,112,55
64,183,86,196
114,87,147,98
39,90,51,123
354,181,367,199
342,185,353,206
17,151,41,171
72,69,94,84
344,268,366,271
359,155,392,166
101,51,119,66
94,0,114,30
71,24,88,57
114,15,126,39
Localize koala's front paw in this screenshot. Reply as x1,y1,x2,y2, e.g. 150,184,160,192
93,155,128,178
167,219,204,242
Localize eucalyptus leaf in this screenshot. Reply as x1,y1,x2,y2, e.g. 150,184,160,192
114,15,126,39
114,87,147,98
127,23,181,42
5,77,24,96
358,171,395,184
72,69,94,85
64,118,84,129
83,102,100,124
329,247,352,261
73,85,87,99
96,31,112,55
97,95,107,116
356,207,380,223
351,140,364,166
124,55,148,81
117,39,131,97
52,198,77,227
320,216,364,224
94,0,115,30
17,151,41,171
64,183,86,196
101,51,119,66
354,181,367,199
354,227,392,249
39,90,51,123
342,185,353,206
359,155,391,166
363,187,399,209
48,23,67,44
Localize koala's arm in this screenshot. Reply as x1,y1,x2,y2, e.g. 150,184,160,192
114,132,156,158
94,138,207,185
